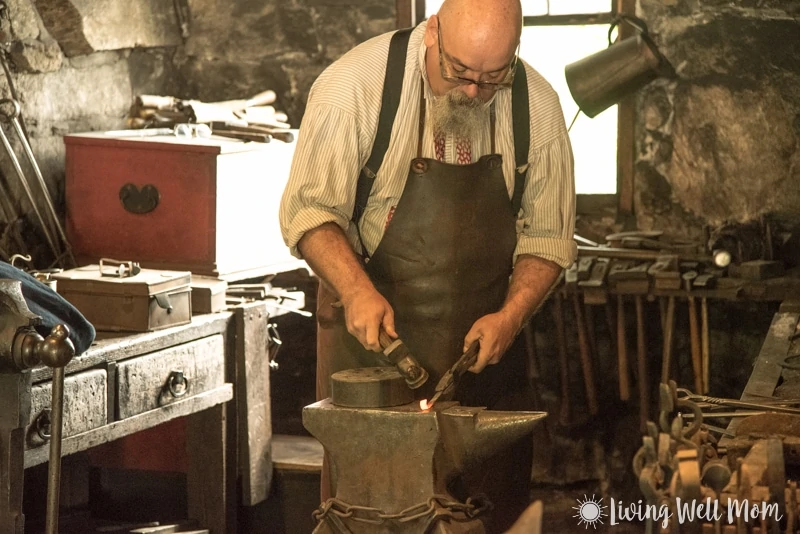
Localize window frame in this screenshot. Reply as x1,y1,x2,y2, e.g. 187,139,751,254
396,0,636,217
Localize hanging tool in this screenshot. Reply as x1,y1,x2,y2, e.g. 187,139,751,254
616,293,630,401
660,295,676,384
567,263,599,416
423,340,480,409
552,291,571,425
0,98,75,266
701,297,710,393
683,271,703,394
635,295,649,432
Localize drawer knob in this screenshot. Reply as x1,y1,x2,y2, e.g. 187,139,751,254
166,370,190,398
34,409,52,441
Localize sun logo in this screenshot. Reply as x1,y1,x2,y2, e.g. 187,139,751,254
573,494,607,529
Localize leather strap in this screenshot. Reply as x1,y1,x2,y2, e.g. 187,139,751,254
511,61,530,215
352,27,414,229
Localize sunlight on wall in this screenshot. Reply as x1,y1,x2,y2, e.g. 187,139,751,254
424,1,618,194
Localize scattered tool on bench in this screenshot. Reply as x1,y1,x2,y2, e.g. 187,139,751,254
422,340,480,409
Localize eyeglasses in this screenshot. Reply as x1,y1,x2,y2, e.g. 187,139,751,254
437,23,519,92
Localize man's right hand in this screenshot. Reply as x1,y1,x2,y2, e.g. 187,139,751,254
341,287,397,352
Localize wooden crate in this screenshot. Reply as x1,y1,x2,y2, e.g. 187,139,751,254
64,133,299,280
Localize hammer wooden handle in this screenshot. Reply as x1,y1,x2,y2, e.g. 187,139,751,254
573,293,599,415
379,328,395,351
617,294,630,401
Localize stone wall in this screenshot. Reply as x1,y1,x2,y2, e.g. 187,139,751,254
0,0,394,265
635,0,800,246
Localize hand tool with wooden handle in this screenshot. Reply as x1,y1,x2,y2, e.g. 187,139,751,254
635,295,649,432
330,300,428,389
378,327,428,389
424,340,480,409
683,271,703,394
552,292,571,425
573,292,599,415
617,294,630,401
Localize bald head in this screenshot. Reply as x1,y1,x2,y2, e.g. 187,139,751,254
435,0,521,73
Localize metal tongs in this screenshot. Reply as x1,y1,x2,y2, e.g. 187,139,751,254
425,340,480,409
0,98,75,267
675,388,800,415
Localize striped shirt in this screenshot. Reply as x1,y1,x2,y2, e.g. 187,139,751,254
279,22,577,268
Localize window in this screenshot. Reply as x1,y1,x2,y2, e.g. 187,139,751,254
423,1,619,196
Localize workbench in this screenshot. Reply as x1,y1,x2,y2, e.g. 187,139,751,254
0,299,277,534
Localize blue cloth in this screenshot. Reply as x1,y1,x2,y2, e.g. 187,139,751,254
0,261,96,355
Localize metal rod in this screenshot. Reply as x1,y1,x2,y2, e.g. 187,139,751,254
0,175,17,222
0,123,62,261
5,104,76,265
577,245,712,263
45,366,65,534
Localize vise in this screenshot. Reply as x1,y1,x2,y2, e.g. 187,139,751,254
304,367,546,533
1,279,75,534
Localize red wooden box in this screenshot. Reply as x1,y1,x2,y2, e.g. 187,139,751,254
64,132,300,280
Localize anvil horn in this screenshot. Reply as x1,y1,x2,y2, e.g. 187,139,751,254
437,406,547,471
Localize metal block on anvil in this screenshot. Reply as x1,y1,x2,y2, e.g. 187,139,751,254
578,257,610,304
648,255,681,290
303,369,546,534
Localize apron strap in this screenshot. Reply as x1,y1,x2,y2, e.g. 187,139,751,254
352,26,414,256
511,61,530,216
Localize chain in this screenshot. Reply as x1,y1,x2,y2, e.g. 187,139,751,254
313,494,493,529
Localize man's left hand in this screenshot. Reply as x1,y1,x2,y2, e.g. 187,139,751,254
463,310,520,373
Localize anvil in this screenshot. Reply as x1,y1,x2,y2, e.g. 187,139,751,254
303,398,546,533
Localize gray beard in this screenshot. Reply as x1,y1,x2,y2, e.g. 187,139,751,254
428,90,487,139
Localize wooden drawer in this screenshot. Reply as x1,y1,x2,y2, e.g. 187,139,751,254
26,369,108,450
116,334,225,419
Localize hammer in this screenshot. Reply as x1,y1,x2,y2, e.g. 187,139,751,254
331,300,428,389
378,328,429,389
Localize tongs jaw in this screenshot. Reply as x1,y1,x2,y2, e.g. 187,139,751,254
426,340,480,408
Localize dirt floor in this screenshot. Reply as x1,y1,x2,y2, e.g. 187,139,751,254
531,483,646,534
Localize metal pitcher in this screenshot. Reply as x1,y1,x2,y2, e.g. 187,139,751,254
565,15,675,118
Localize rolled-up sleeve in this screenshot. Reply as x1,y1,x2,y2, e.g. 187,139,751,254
279,103,363,258
514,132,578,268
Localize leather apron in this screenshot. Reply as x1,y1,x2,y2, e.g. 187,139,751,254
315,91,534,531
316,94,530,406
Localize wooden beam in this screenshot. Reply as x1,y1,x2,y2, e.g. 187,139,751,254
397,0,425,29
616,0,636,216
234,303,273,506
523,13,614,26
187,402,228,534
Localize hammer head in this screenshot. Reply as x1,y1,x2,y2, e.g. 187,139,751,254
382,338,429,389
